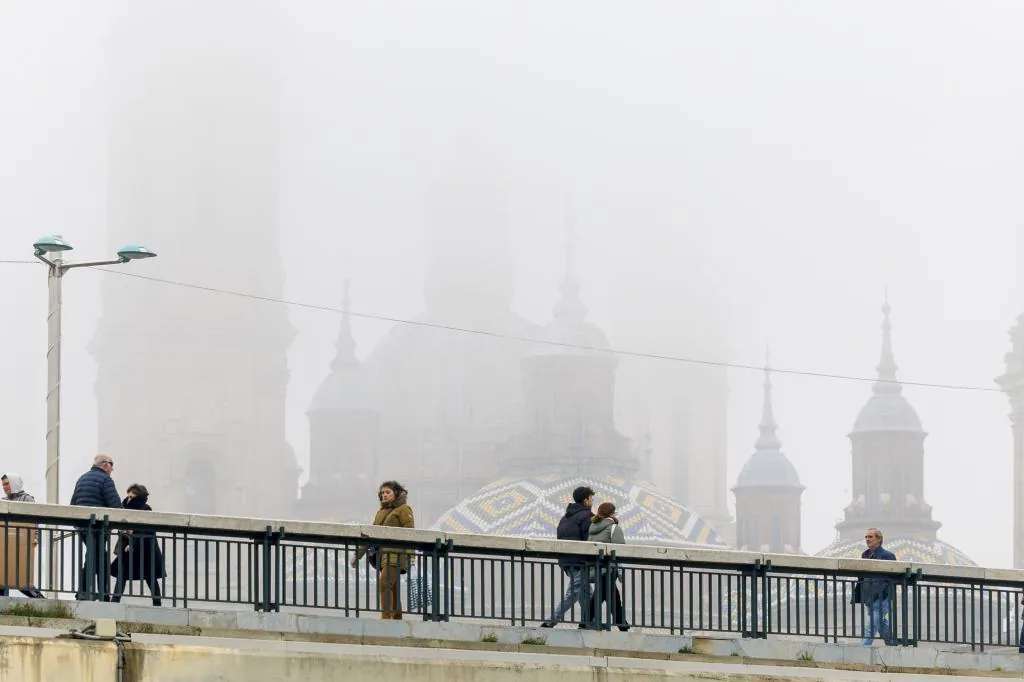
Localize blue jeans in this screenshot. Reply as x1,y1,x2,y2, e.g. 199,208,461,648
862,597,892,645
546,566,591,625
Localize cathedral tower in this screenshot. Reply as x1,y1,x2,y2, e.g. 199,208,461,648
361,177,540,525
997,315,1024,567
733,358,803,553
93,2,297,518
501,218,637,479
300,280,380,523
432,221,726,549
834,299,939,541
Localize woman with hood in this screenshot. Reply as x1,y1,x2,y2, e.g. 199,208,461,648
0,473,44,598
349,480,415,619
587,502,629,631
110,484,165,606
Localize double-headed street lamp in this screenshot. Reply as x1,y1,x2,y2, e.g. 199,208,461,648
32,235,158,505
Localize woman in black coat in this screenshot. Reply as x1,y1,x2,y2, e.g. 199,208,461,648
110,484,165,606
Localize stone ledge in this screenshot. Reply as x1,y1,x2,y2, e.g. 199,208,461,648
2,597,1022,676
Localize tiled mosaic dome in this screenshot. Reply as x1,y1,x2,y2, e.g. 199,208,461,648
815,535,976,567
431,474,728,548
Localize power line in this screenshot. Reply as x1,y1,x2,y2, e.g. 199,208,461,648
85,266,1004,395
0,259,39,265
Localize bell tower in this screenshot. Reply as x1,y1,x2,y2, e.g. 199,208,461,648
301,280,380,523
733,357,804,553
501,217,637,479
93,1,297,518
835,298,938,541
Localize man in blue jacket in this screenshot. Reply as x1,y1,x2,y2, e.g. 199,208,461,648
70,455,123,600
859,527,897,645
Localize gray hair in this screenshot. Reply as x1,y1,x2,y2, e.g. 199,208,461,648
867,527,883,542
93,454,114,467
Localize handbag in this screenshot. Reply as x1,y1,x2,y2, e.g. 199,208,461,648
407,575,431,611
366,546,379,570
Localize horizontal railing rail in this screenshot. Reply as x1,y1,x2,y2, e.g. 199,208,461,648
1,501,1021,649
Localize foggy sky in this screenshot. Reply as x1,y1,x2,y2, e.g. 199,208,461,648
1,2,1021,565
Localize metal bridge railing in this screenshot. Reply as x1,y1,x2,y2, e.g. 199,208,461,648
1,501,1021,650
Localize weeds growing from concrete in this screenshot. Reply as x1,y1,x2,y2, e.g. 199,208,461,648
1,601,76,619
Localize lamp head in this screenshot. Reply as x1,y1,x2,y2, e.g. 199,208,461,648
32,235,73,256
116,244,158,262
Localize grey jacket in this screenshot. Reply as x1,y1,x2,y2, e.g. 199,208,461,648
589,518,626,545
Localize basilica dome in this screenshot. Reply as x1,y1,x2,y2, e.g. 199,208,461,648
815,536,976,567
431,474,728,548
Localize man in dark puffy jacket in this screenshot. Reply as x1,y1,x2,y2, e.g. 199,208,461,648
70,455,122,600
541,486,594,628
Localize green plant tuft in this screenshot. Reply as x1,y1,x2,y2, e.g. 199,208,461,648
796,651,814,662
1,600,76,620
522,635,547,646
481,632,499,643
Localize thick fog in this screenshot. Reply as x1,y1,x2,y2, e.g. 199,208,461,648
1,2,1021,566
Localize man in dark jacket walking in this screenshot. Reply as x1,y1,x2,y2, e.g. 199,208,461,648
858,527,897,645
70,455,123,600
541,486,594,628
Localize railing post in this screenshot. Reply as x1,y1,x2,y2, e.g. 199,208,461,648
274,527,285,613
101,515,111,602
909,568,921,647
590,550,604,630
81,514,96,601
427,539,451,622
744,559,759,638
257,526,283,613
607,549,619,631
760,559,772,639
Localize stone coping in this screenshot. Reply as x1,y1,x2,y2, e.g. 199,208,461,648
3,501,1021,582
2,597,1024,676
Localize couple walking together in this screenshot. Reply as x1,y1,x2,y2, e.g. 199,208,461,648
541,486,629,631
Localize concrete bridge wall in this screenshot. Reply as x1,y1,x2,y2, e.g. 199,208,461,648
0,634,1016,682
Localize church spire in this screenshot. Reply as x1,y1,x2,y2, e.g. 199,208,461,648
755,350,782,452
552,210,589,322
330,278,358,372
874,289,902,395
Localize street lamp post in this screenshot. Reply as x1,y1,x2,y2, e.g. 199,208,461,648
32,235,157,505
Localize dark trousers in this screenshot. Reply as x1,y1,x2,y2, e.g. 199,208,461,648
589,581,627,630
112,573,162,606
77,532,111,600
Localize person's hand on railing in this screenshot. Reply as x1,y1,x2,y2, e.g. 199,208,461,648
349,555,358,568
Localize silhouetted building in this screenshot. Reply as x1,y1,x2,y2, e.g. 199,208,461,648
997,314,1024,567
432,221,727,547
818,299,974,565
356,179,542,525
733,361,803,553
300,280,379,523
93,1,298,519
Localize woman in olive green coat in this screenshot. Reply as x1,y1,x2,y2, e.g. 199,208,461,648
350,480,415,619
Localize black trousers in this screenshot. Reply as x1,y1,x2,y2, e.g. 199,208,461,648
589,580,627,629
111,573,162,606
